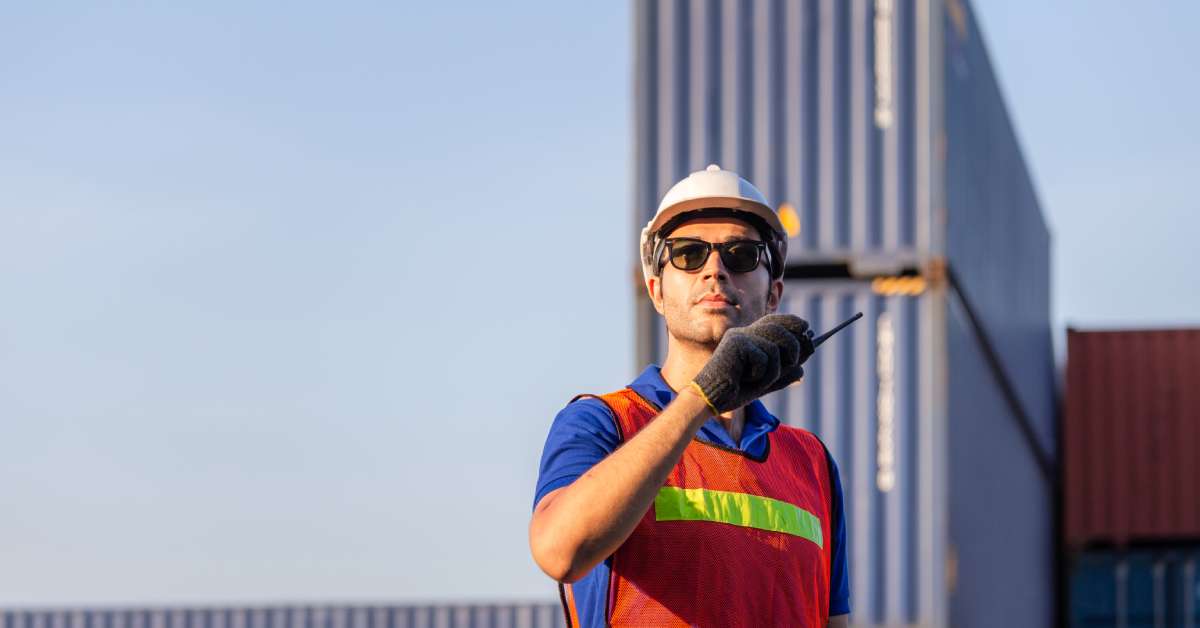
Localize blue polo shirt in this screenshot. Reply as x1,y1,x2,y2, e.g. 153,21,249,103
534,366,850,626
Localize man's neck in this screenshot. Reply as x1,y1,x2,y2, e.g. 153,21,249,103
660,342,745,444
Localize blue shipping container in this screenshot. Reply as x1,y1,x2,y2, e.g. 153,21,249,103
1070,548,1200,627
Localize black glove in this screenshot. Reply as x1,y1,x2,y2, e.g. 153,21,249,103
690,314,816,413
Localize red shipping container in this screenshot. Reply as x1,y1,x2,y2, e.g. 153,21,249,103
1064,328,1200,548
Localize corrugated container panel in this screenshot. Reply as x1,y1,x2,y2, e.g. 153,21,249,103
752,279,1055,627
940,0,1056,456
633,0,928,267
1064,329,1200,549
754,280,944,627
1068,548,1200,628
945,294,1054,628
0,606,563,628
634,1,1057,626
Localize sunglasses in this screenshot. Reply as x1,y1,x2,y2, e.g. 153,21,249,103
660,237,768,274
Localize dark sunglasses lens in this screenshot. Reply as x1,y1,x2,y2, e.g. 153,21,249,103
721,242,762,272
670,241,710,270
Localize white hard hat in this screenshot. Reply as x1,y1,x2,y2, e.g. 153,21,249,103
640,164,788,283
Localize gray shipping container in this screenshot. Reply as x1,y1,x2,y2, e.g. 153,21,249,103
0,605,564,628
634,1,1056,627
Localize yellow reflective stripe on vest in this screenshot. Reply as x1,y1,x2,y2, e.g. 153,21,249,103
654,486,823,548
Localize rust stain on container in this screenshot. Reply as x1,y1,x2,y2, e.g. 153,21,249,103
1064,328,1200,548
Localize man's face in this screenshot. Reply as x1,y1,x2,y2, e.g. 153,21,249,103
648,217,783,349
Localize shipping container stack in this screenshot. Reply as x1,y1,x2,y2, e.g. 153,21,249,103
0,605,565,628
1064,329,1200,627
633,1,1056,626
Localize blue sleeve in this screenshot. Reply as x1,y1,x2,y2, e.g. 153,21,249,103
827,449,851,616
533,397,622,510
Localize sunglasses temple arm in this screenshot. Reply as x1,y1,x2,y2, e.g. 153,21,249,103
811,312,864,348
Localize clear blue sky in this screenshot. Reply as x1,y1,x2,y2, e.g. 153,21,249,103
1,1,1196,607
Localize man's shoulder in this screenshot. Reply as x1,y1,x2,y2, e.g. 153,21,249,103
772,423,822,445
549,391,627,441
558,393,617,419
560,387,651,417
560,385,642,412
771,424,836,461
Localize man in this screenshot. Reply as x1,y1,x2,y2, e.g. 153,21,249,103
529,165,850,627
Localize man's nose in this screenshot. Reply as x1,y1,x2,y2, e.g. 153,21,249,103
700,247,729,282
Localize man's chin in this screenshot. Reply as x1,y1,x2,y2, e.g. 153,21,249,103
696,319,736,344
667,311,753,347
701,311,752,332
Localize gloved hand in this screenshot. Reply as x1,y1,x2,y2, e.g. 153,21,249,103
690,314,816,414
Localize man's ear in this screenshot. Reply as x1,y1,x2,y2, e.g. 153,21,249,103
647,276,666,315
766,278,784,312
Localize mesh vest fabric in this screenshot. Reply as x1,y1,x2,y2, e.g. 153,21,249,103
560,387,834,627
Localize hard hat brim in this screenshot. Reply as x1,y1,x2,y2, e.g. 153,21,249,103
647,196,786,241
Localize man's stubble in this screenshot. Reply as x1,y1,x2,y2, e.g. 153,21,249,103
660,281,772,351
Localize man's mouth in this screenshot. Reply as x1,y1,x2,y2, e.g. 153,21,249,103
697,294,736,306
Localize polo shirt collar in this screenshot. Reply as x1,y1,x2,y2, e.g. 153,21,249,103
627,365,780,454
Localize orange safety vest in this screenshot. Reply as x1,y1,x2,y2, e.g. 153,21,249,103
560,387,834,627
